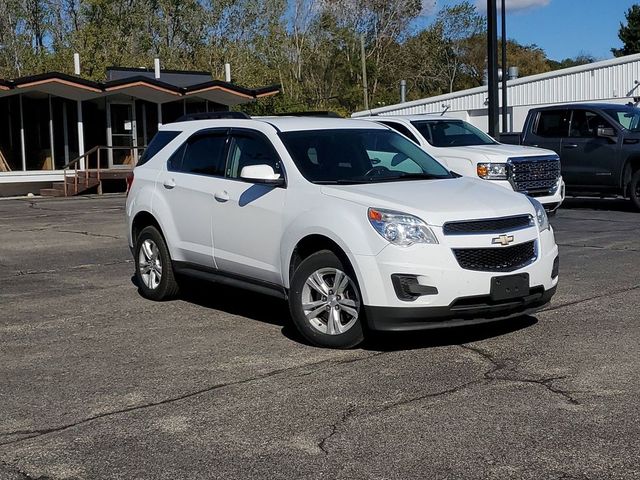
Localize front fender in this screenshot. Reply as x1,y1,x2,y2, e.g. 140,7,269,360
280,201,388,288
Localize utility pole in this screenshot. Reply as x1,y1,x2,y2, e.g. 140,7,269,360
487,0,499,138
501,0,508,132
360,34,369,111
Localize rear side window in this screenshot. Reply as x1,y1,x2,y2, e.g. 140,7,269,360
137,131,180,166
169,132,227,176
378,121,419,144
535,111,569,137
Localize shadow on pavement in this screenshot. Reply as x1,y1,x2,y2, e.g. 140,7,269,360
132,276,539,350
560,197,637,213
362,315,538,352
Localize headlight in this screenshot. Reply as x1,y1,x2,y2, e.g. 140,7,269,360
527,197,549,231
368,208,438,246
477,163,508,180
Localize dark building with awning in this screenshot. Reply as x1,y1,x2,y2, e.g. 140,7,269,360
0,66,279,196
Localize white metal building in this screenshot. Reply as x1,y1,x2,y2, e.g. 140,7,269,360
352,53,640,132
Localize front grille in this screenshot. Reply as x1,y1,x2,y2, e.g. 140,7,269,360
443,215,533,235
453,241,536,272
509,156,560,195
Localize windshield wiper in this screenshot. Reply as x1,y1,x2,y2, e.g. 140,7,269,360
377,172,451,181
313,179,371,185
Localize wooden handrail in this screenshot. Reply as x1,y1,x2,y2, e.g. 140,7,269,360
63,145,145,196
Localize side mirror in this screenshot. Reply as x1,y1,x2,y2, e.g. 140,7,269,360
240,164,285,186
597,126,617,140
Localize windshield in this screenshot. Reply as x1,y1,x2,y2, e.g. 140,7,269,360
604,107,640,131
279,129,452,184
412,120,497,147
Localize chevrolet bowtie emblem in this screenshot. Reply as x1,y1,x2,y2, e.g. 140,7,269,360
492,234,514,246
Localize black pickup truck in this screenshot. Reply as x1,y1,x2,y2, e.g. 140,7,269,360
502,103,640,210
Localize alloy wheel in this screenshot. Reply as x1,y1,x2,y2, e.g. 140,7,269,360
138,239,162,290
301,267,360,335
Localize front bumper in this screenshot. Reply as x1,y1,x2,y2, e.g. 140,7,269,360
365,285,556,331
490,177,565,211
350,225,559,331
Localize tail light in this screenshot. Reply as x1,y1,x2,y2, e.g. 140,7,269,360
126,172,134,195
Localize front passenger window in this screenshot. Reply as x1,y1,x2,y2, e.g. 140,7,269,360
227,134,282,179
569,110,613,138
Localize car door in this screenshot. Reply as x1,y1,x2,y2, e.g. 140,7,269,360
157,129,228,268
527,109,567,155
211,129,286,285
562,109,619,187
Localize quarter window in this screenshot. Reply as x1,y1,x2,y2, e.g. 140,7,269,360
535,110,570,138
226,133,282,179
138,131,180,166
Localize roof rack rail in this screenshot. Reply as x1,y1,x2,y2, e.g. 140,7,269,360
275,111,342,118
175,111,250,122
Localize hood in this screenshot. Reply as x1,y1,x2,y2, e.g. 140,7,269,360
434,143,558,162
321,177,534,227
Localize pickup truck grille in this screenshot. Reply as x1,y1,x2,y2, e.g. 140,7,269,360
453,241,536,272
508,156,561,197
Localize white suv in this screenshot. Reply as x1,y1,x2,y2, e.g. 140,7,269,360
358,115,565,212
126,113,559,348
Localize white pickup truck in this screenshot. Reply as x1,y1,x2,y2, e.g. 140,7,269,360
358,115,565,212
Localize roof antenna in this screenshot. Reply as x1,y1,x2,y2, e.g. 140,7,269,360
441,104,450,116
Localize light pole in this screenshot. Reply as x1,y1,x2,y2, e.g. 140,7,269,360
501,0,508,132
487,0,499,137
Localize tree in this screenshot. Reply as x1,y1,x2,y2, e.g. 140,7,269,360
612,4,640,57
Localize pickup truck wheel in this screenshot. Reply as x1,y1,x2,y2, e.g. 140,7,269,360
630,170,640,211
135,226,179,301
289,250,364,349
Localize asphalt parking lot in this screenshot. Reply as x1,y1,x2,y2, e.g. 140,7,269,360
0,194,638,480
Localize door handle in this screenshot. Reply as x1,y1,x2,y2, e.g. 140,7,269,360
163,178,176,189
563,144,578,149
214,190,229,202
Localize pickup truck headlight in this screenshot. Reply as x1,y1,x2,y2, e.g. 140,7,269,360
527,197,549,231
368,208,438,246
477,163,508,180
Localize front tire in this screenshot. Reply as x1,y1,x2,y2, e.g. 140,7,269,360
630,169,640,211
134,225,179,301
289,250,365,349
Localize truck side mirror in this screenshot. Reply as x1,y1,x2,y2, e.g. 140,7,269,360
597,126,617,140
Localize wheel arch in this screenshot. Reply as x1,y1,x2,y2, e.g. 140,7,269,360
622,155,640,196
131,210,163,243
286,234,361,290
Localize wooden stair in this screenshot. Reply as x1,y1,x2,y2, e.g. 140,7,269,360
40,171,101,197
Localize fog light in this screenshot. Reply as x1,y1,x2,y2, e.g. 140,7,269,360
552,256,559,279
391,274,438,301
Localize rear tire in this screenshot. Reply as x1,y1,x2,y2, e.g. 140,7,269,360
134,225,179,301
289,250,365,349
630,169,640,211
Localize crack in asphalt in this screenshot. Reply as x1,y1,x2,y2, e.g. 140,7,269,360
7,259,132,277
317,405,357,455
0,353,381,448
459,345,580,405
55,229,121,240
540,284,640,314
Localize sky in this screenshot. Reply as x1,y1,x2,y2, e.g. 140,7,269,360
420,0,640,61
